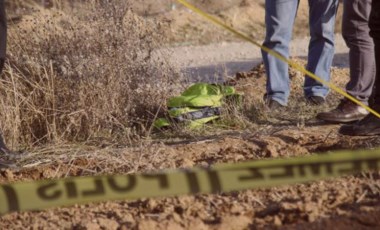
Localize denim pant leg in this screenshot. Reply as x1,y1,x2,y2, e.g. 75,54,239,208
262,0,299,106
304,0,338,98
343,0,375,105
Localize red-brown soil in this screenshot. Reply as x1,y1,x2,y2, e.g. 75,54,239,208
1,1,378,229
1,63,379,229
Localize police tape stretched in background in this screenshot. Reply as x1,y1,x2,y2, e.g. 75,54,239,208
1,149,379,215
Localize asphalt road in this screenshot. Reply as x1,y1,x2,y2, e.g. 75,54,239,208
162,35,349,82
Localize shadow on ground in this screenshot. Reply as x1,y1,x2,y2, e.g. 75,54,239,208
183,52,349,83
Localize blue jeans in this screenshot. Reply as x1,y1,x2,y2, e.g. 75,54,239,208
262,0,339,105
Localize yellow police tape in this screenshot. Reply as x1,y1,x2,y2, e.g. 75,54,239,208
1,149,380,215
1,2,380,216
175,0,380,120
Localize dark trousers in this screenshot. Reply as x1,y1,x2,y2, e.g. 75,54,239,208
369,0,380,105
343,0,375,104
0,0,6,73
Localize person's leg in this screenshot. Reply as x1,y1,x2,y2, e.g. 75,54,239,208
0,0,12,162
370,2,380,106
0,0,6,74
340,0,380,135
304,0,338,99
344,0,375,104
262,0,299,106
372,41,380,108
316,0,374,123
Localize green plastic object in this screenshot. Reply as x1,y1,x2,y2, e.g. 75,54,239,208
154,118,171,129
154,83,242,130
168,83,237,108
168,107,200,117
187,116,220,129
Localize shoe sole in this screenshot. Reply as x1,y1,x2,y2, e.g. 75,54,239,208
307,102,325,106
316,115,367,124
339,122,380,136
340,127,380,136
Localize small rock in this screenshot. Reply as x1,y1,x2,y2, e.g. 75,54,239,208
181,158,194,168
172,213,182,223
98,218,119,230
121,213,135,224
304,203,314,212
281,202,298,211
188,219,209,230
274,215,282,226
166,222,184,230
3,169,14,180
230,204,245,214
220,215,251,230
138,219,158,230
307,212,318,223
336,208,347,216
85,222,101,230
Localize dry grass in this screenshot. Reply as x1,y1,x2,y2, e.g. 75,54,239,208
0,1,347,150
1,1,182,148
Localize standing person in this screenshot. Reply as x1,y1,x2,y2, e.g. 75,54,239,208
0,0,12,158
262,0,339,110
339,0,380,136
0,0,6,73
317,0,375,123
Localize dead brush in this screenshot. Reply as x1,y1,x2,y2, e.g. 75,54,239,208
1,1,181,148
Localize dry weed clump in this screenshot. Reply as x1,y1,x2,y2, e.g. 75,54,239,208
1,1,181,147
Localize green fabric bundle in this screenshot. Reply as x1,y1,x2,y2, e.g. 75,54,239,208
154,83,242,129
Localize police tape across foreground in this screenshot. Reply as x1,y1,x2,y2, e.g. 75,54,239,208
1,149,380,215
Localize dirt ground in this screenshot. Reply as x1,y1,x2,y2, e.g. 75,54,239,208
1,62,380,229
1,127,380,230
150,0,343,45
1,1,379,230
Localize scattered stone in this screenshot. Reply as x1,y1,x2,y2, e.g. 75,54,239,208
220,215,251,230
98,218,119,230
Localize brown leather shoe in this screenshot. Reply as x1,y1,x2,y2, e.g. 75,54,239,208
263,97,287,113
339,113,380,136
306,96,325,105
316,99,368,123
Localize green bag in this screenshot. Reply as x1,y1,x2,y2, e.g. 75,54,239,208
154,83,242,129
